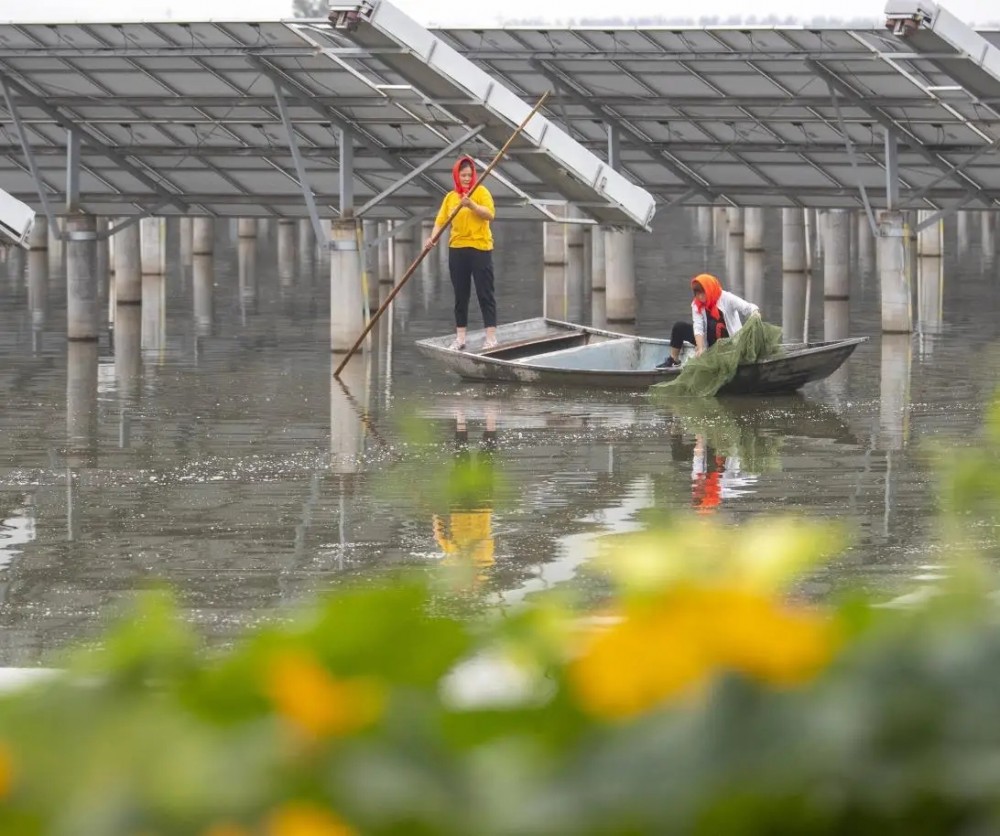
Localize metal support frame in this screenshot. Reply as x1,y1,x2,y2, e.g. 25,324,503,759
885,130,900,212
810,59,996,211
607,124,621,170
271,79,328,247
103,201,176,240
360,211,431,251
0,73,189,213
339,128,354,215
355,124,483,216
825,82,879,237
0,77,61,239
532,58,715,202
66,129,80,214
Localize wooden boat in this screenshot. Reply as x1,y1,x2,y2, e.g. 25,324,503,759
414,318,867,394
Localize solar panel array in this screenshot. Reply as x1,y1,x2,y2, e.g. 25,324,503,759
0,14,998,222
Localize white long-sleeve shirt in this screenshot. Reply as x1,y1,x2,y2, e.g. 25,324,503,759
691,290,759,341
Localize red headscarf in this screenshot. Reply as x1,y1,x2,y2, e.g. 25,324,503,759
452,155,477,196
691,273,723,320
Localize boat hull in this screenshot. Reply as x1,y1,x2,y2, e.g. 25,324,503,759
415,318,866,393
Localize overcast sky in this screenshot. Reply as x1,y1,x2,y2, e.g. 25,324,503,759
0,0,991,26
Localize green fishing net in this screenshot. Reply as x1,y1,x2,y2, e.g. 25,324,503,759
651,315,784,397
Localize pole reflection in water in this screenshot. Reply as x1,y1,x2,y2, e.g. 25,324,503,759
880,334,913,452
27,250,48,350
823,299,850,401
193,254,214,337
378,281,394,407
114,302,142,401
66,341,99,540
433,404,498,593
141,273,165,355
238,238,257,321
330,352,371,475
917,254,944,356
744,250,765,308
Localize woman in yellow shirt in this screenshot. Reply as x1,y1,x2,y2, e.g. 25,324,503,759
424,155,498,351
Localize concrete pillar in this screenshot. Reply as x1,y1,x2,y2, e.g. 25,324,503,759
823,298,851,397
193,254,214,337
331,218,364,352
28,250,48,334
114,302,142,398
377,221,392,284
238,217,257,239
983,212,996,267
114,223,141,305
957,210,970,253
256,218,270,240
880,333,912,450
605,229,636,323
590,288,607,330
823,209,851,299
857,211,876,277
782,208,808,338
543,210,567,319
725,208,744,292
726,207,744,237
193,217,214,256
743,207,765,252
48,221,64,270
66,214,98,341
696,206,713,243
726,235,744,296
141,271,165,353
814,211,825,261
917,210,943,336
140,217,163,275
566,209,586,323
392,221,415,284
66,341,99,463
419,221,436,308
361,220,379,312
782,208,807,273
713,206,728,248
330,354,369,474
95,217,110,323
298,218,314,264
782,271,807,344
877,211,912,333
277,219,296,287
238,238,257,315
590,227,606,291
744,250,765,308
28,216,48,251
179,217,193,266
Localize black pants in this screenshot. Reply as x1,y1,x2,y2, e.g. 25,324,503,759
669,320,728,350
450,247,496,328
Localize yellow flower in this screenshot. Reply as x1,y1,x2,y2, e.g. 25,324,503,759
0,742,13,798
265,802,357,836
569,586,838,719
264,651,384,740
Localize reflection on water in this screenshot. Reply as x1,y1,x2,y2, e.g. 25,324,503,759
0,208,997,661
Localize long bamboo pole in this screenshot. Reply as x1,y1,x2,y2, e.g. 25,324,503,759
334,91,550,378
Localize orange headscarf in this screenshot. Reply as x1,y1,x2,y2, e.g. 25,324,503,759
692,273,723,321
452,155,477,196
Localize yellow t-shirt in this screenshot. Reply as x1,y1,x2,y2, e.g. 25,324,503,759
434,185,494,251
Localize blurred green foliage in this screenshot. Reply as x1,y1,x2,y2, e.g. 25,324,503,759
2,394,1000,834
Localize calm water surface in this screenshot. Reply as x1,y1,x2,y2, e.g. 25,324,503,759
0,207,997,664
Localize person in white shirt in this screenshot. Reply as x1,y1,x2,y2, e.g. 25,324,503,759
657,273,760,369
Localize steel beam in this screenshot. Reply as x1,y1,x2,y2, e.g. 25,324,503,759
272,80,328,246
